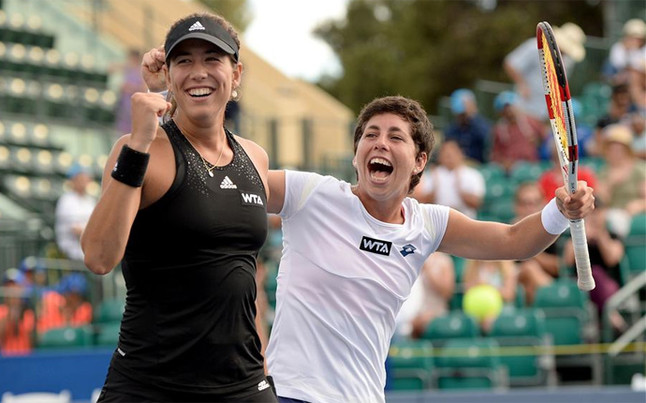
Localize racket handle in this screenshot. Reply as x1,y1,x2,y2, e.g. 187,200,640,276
569,219,595,291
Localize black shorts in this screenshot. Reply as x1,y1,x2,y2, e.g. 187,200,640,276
97,366,278,403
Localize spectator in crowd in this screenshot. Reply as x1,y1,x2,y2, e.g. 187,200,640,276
563,198,626,332
443,88,491,164
539,143,598,205
627,43,646,112
394,252,455,340
490,91,547,173
604,19,646,85
630,111,646,159
37,272,92,333
413,139,485,219
462,259,517,332
504,22,586,121
0,268,35,355
597,123,646,238
539,98,594,160
114,49,148,137
16,256,49,312
55,163,96,261
513,183,560,305
589,83,637,156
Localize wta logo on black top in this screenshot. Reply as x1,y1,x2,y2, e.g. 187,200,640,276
359,236,392,256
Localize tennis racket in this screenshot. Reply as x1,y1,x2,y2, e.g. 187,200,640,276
536,21,594,291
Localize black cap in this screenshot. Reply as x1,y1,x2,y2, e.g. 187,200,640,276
164,16,239,63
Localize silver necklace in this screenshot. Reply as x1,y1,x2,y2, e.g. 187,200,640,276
185,135,225,177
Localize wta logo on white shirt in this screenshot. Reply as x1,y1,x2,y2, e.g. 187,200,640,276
359,236,392,256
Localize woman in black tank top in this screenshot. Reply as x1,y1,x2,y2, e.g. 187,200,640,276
82,12,277,402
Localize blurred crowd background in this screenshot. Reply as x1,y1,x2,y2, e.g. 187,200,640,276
0,0,644,400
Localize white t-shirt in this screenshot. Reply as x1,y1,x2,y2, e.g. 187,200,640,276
55,191,96,261
266,171,449,403
422,165,485,219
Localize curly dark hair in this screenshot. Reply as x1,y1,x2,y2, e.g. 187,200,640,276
353,96,435,193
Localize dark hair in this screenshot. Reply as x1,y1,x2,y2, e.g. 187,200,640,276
353,96,434,193
164,13,241,121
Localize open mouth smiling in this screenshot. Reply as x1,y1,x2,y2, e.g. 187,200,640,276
368,157,393,181
187,87,213,97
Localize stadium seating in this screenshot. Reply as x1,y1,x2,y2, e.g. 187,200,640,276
37,326,94,349
431,337,507,390
94,298,125,324
94,322,121,347
533,279,591,345
510,161,545,184
489,308,556,386
388,340,434,390
420,311,480,345
533,278,602,384
623,213,646,285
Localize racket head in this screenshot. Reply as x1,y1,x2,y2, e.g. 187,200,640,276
537,21,579,190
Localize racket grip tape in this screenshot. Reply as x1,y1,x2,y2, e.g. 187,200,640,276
569,219,595,291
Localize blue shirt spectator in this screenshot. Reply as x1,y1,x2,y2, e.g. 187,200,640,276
444,89,491,164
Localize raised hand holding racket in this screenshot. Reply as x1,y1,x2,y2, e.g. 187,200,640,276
536,21,595,291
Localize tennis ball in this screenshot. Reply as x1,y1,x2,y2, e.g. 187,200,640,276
462,284,503,321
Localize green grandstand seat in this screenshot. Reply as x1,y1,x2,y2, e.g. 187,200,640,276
264,262,278,310
11,147,33,174
515,284,526,308
487,198,516,223
388,340,434,390
451,255,467,283
629,213,646,236
95,298,125,324
54,151,73,176
491,308,545,338
95,322,121,347
421,311,480,344
623,238,646,284
533,279,601,383
8,122,28,145
0,145,11,172
33,149,55,174
30,123,56,148
580,157,606,175
490,308,555,386
44,83,72,119
478,163,505,182
533,279,589,346
510,161,544,184
432,338,506,390
3,175,31,198
37,326,93,349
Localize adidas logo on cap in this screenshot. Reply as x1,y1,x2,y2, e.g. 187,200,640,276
220,176,237,189
188,21,206,31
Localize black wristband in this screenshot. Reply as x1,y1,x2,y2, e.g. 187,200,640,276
111,145,150,187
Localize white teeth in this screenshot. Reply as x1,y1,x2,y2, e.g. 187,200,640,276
369,157,391,166
188,88,212,96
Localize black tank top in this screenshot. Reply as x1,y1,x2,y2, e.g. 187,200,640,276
111,120,268,395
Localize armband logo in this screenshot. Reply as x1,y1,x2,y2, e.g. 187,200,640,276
359,236,392,256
